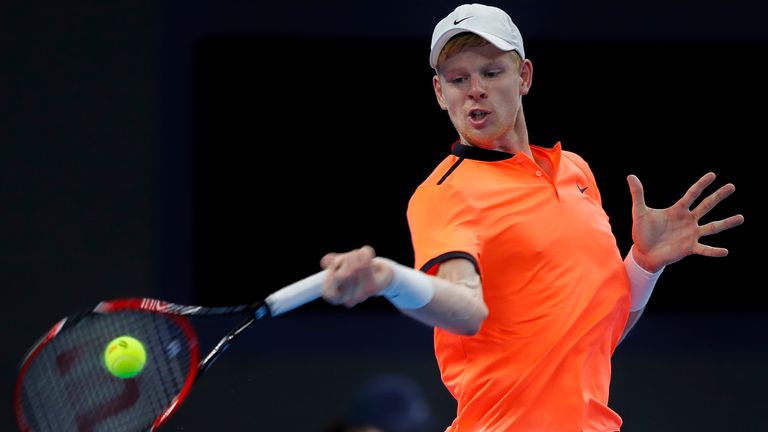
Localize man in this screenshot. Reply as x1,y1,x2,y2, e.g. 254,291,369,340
320,4,744,431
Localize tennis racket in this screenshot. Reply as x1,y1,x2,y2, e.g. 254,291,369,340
13,269,328,432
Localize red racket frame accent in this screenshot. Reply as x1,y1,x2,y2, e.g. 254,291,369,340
14,318,67,432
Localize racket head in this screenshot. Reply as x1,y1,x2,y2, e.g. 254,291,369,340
13,299,201,432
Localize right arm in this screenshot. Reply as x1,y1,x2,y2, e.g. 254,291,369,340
401,257,488,336
321,246,488,336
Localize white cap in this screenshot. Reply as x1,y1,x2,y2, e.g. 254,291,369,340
429,3,525,69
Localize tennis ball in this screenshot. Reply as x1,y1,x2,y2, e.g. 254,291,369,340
104,335,147,379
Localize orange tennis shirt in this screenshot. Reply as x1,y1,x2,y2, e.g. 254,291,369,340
407,142,631,432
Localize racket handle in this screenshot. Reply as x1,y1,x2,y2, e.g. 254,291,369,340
265,270,327,316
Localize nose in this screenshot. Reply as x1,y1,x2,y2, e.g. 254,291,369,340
468,76,487,100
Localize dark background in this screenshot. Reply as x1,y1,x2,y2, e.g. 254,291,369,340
2,0,766,430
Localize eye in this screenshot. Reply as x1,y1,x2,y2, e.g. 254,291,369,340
449,76,468,84
483,69,502,78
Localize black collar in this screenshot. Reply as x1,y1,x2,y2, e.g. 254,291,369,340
451,141,515,161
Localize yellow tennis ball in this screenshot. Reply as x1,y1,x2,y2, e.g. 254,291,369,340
104,335,147,379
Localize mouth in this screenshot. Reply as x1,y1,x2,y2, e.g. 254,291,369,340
469,109,490,121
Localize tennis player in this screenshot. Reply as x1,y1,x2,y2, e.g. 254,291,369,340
321,4,744,431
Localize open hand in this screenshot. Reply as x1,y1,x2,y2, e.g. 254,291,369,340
626,172,744,272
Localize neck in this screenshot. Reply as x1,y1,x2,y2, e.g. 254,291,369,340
462,113,530,156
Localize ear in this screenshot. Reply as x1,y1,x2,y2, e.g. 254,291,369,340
433,74,448,110
519,59,533,96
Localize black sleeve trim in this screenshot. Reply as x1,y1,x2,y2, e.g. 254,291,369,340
419,251,479,275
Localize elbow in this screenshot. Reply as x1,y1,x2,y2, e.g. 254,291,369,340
456,302,489,336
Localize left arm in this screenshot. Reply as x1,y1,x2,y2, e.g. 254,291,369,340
620,308,644,344
620,172,744,341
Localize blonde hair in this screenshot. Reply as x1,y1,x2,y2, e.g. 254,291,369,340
436,33,521,70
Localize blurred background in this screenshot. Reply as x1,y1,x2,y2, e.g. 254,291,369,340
2,0,766,430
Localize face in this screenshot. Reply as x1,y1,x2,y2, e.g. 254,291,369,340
433,43,532,151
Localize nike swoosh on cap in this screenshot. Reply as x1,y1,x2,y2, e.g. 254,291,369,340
453,16,473,25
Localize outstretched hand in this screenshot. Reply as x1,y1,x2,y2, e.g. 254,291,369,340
320,245,393,308
626,172,744,272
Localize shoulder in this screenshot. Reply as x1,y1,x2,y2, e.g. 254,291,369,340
409,155,464,198
561,150,596,176
407,159,476,225
561,149,590,167
409,171,462,211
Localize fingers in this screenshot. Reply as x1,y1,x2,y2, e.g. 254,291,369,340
679,172,716,210
321,279,345,305
333,246,375,279
699,214,745,237
691,182,736,220
320,246,375,273
626,174,646,211
321,246,377,307
693,212,744,258
692,243,730,258
320,253,339,269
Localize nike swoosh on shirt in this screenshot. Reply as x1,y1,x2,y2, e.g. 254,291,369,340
578,184,589,193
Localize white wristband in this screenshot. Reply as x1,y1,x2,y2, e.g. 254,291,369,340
625,246,665,312
376,258,435,310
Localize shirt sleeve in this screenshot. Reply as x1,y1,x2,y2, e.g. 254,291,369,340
406,182,480,274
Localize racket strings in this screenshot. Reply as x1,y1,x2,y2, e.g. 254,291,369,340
17,311,197,432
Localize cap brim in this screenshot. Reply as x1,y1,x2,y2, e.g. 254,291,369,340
430,28,519,69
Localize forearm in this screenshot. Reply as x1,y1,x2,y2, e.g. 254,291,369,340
378,257,488,336
400,275,488,336
620,246,664,342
